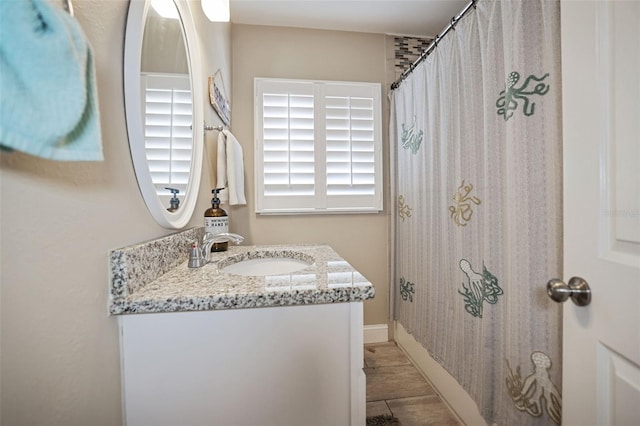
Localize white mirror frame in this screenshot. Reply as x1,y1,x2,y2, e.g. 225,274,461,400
124,0,204,229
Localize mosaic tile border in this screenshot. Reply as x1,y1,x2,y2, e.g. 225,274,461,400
394,36,434,79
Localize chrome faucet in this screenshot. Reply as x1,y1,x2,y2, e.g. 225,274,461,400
201,232,244,260
188,232,244,268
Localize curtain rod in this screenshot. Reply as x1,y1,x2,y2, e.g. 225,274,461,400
390,0,479,91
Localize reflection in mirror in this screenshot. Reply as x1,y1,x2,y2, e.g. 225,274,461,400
141,1,191,206
124,0,203,229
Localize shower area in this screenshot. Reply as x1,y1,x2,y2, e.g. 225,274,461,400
389,0,563,424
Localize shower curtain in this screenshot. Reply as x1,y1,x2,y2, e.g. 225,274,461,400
391,1,562,425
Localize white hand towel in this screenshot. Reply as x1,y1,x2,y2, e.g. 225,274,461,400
216,131,227,199
216,130,247,205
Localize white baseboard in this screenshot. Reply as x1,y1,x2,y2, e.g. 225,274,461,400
394,321,487,426
363,324,389,344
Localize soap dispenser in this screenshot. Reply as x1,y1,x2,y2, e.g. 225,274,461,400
204,188,229,252
166,187,180,212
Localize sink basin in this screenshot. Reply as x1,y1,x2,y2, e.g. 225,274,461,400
219,250,314,276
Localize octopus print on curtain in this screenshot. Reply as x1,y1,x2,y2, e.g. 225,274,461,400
390,1,562,425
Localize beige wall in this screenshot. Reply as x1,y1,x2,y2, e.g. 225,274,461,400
0,0,231,424
230,24,391,325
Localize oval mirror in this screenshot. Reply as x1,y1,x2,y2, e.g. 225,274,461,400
124,0,204,229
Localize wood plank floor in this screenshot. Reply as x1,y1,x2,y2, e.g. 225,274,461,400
364,342,461,425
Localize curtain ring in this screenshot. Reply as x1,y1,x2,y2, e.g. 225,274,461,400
451,17,456,29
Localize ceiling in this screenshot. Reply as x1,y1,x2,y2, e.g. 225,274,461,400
230,0,470,38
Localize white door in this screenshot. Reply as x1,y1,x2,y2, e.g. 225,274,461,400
560,1,640,425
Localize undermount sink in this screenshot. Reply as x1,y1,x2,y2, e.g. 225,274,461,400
218,250,314,276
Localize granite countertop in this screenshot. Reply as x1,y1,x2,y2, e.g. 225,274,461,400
109,229,375,315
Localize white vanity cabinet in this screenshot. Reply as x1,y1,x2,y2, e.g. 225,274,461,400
111,241,373,426
119,302,366,426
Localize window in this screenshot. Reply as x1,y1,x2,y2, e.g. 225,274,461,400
141,73,193,197
255,78,383,214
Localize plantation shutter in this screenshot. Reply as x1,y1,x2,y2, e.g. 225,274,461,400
324,83,380,210
255,78,382,214
261,83,315,197
141,73,193,197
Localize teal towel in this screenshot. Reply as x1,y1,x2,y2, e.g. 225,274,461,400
0,0,103,161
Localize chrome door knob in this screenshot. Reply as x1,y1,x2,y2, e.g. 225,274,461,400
546,277,591,306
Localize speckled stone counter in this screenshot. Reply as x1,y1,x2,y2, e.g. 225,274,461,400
109,228,375,315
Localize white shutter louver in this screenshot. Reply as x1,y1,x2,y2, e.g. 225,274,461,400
142,73,193,197
262,93,315,196
325,95,376,196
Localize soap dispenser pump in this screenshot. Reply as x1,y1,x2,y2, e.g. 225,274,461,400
166,187,180,212
204,188,229,252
